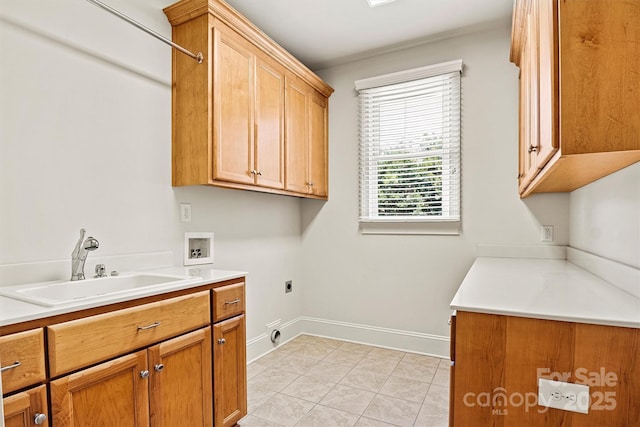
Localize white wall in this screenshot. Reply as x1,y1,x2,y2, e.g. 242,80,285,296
0,1,575,361
0,0,302,353
570,163,640,269
301,26,570,355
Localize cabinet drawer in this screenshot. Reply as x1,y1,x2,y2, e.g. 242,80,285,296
212,283,245,322
48,291,210,377
0,328,46,394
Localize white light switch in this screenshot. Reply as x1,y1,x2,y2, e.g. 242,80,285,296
180,203,192,223
538,378,589,414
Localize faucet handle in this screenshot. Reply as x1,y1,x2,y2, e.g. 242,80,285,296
85,237,99,251
94,264,108,278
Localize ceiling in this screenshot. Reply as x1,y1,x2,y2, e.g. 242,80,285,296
218,0,514,70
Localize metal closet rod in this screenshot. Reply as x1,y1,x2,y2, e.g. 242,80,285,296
86,0,203,63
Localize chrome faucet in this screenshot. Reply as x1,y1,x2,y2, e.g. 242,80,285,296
71,228,99,281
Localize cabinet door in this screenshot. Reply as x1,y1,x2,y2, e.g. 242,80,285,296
255,54,285,189
50,350,149,427
148,327,212,427
536,0,558,170
3,385,48,427
285,75,310,194
213,315,247,427
212,23,254,185
308,91,328,197
518,6,539,193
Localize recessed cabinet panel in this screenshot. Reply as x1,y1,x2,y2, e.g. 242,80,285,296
3,385,48,427
50,350,150,427
309,92,328,197
213,25,254,185
285,77,309,194
213,315,247,427
148,327,212,427
255,56,285,189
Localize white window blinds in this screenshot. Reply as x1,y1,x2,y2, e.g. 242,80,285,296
356,60,462,228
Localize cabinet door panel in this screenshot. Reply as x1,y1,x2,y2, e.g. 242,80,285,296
255,55,285,189
309,92,328,197
3,385,48,427
50,350,149,427
213,24,254,185
213,315,247,427
285,76,310,194
518,7,539,192
148,327,212,427
536,0,559,169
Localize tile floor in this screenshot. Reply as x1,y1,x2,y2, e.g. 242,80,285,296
239,334,449,427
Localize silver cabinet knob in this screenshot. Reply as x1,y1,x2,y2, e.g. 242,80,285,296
140,370,150,379
154,364,164,372
217,338,226,345
34,413,47,425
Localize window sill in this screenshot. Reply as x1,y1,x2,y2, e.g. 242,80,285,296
359,220,461,236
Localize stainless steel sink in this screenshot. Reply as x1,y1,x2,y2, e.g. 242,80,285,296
0,273,199,307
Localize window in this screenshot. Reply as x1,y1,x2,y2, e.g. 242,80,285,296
356,60,462,235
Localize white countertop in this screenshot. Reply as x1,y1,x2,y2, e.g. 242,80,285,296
450,257,640,328
0,266,246,327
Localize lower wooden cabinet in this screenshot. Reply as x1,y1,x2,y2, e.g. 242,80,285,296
3,385,48,427
2,279,247,427
50,350,149,427
451,311,640,426
148,327,212,427
50,327,212,427
213,315,247,427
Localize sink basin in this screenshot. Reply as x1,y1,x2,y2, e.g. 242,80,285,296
0,273,200,307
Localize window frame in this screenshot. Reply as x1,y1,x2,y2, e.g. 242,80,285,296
355,59,463,235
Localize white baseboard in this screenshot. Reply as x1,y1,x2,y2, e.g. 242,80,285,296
247,316,449,363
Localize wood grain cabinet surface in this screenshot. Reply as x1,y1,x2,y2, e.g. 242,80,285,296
0,328,46,394
3,385,48,427
1,329,48,427
2,278,247,427
213,314,246,427
511,0,640,197
47,291,210,377
164,0,333,199
450,311,640,426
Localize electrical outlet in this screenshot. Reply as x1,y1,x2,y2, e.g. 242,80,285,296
180,203,192,223
538,378,589,414
285,280,293,293
541,225,554,242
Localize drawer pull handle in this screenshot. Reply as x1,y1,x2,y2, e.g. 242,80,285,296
140,370,150,379
0,361,21,372
218,338,226,345
154,364,165,372
225,298,241,305
34,413,47,425
138,321,161,331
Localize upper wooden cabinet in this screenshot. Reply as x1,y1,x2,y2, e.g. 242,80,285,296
164,0,333,199
285,76,329,197
511,0,640,197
